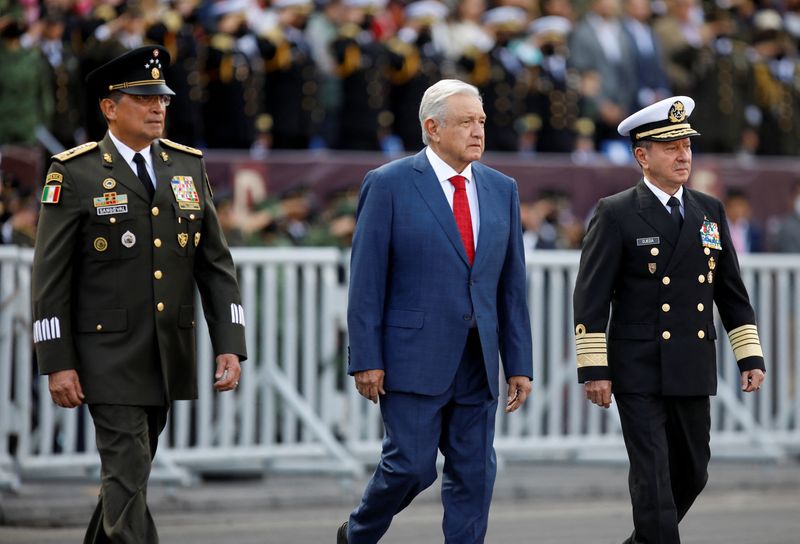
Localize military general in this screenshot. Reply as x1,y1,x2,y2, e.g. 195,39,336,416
31,46,247,543
573,96,766,543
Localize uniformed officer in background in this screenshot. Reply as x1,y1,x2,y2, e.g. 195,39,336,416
573,96,766,544
31,45,247,543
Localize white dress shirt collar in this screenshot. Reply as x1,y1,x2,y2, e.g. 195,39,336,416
644,177,683,213
425,146,474,184
108,130,156,189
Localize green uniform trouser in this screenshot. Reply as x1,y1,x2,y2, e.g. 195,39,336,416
84,404,168,544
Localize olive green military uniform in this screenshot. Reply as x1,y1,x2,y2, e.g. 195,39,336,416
32,135,247,543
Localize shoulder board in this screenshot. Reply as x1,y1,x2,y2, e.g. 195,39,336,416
160,139,203,157
52,142,98,162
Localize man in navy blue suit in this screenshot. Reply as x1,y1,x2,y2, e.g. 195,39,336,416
337,79,534,543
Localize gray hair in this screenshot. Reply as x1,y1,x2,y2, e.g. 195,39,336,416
419,79,482,145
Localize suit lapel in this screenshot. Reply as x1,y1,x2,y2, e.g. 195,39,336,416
99,133,151,203
665,189,704,273
636,180,679,247
411,150,471,267
472,164,496,272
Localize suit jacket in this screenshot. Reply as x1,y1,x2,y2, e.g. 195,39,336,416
573,180,765,396
32,134,247,405
347,149,533,398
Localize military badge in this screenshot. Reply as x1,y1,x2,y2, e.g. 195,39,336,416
707,271,714,284
170,176,201,210
648,263,657,274
121,230,136,248
160,151,169,162
178,232,189,247
94,237,108,252
700,220,722,250
94,192,129,216
668,101,685,123
46,172,63,184
708,257,716,270
102,178,116,190
41,185,61,204
103,153,113,165
194,232,201,247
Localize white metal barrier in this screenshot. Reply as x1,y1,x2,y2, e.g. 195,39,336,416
1,247,799,488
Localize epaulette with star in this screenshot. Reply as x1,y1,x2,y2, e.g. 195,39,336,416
160,139,203,157
52,142,98,162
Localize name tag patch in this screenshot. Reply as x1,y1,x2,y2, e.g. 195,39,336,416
636,236,660,246
171,176,201,210
97,205,128,216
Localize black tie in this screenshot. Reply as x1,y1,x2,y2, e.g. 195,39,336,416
133,152,155,201
668,196,683,230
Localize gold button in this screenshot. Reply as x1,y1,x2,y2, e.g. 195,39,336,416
662,276,670,285
154,238,162,248
698,274,705,283
109,217,116,224
662,303,670,312
697,303,705,312
157,302,165,312
154,270,163,280
191,320,196,326
704,247,711,255
96,324,102,331
662,331,671,340
650,247,659,256
152,207,159,216
189,214,196,221
697,330,705,339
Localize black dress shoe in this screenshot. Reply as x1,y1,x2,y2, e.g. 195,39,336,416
337,521,348,543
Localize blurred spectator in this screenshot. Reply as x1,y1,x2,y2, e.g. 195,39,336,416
216,192,248,246
0,17,53,146
569,0,637,148
724,188,763,253
434,0,492,63
521,189,584,251
773,181,800,252
652,0,706,96
622,0,670,109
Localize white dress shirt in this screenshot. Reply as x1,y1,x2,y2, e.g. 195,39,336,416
425,146,480,248
108,130,157,190
644,177,684,218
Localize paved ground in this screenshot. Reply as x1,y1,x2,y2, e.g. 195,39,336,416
2,459,799,543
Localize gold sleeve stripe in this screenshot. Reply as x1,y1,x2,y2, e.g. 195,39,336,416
728,324,763,361
577,353,608,368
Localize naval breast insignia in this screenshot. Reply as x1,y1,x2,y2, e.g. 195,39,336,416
102,178,117,190
94,237,108,252
121,230,136,248
708,257,716,270
648,263,657,274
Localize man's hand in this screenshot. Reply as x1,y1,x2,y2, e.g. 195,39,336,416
741,369,765,393
354,369,385,404
48,369,85,408
214,353,241,392
505,376,532,413
585,379,613,408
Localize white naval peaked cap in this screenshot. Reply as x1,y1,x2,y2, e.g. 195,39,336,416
482,6,527,29
405,0,449,22
617,95,701,142
528,16,572,39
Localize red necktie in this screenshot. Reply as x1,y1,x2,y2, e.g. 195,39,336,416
449,175,475,265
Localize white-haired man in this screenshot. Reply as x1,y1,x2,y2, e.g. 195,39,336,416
337,79,533,543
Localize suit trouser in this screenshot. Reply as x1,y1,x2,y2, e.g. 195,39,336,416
616,394,711,544
84,404,169,544
348,329,497,544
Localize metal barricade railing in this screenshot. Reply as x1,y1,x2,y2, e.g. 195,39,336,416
1,247,799,488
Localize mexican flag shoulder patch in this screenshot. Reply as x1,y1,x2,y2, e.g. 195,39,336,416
41,184,61,204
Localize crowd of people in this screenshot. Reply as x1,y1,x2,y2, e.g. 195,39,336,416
3,0,800,155
4,0,800,249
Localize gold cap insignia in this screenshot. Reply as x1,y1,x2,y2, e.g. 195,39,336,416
94,237,108,252
102,178,116,190
668,101,685,123
151,67,160,79
178,233,189,248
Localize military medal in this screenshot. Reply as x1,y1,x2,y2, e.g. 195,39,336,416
170,176,201,210
121,230,136,248
178,232,189,247
102,178,116,190
708,257,716,270
648,263,657,274
94,192,129,216
707,271,714,284
94,237,108,252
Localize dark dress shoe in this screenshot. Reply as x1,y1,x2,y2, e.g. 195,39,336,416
337,521,348,543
